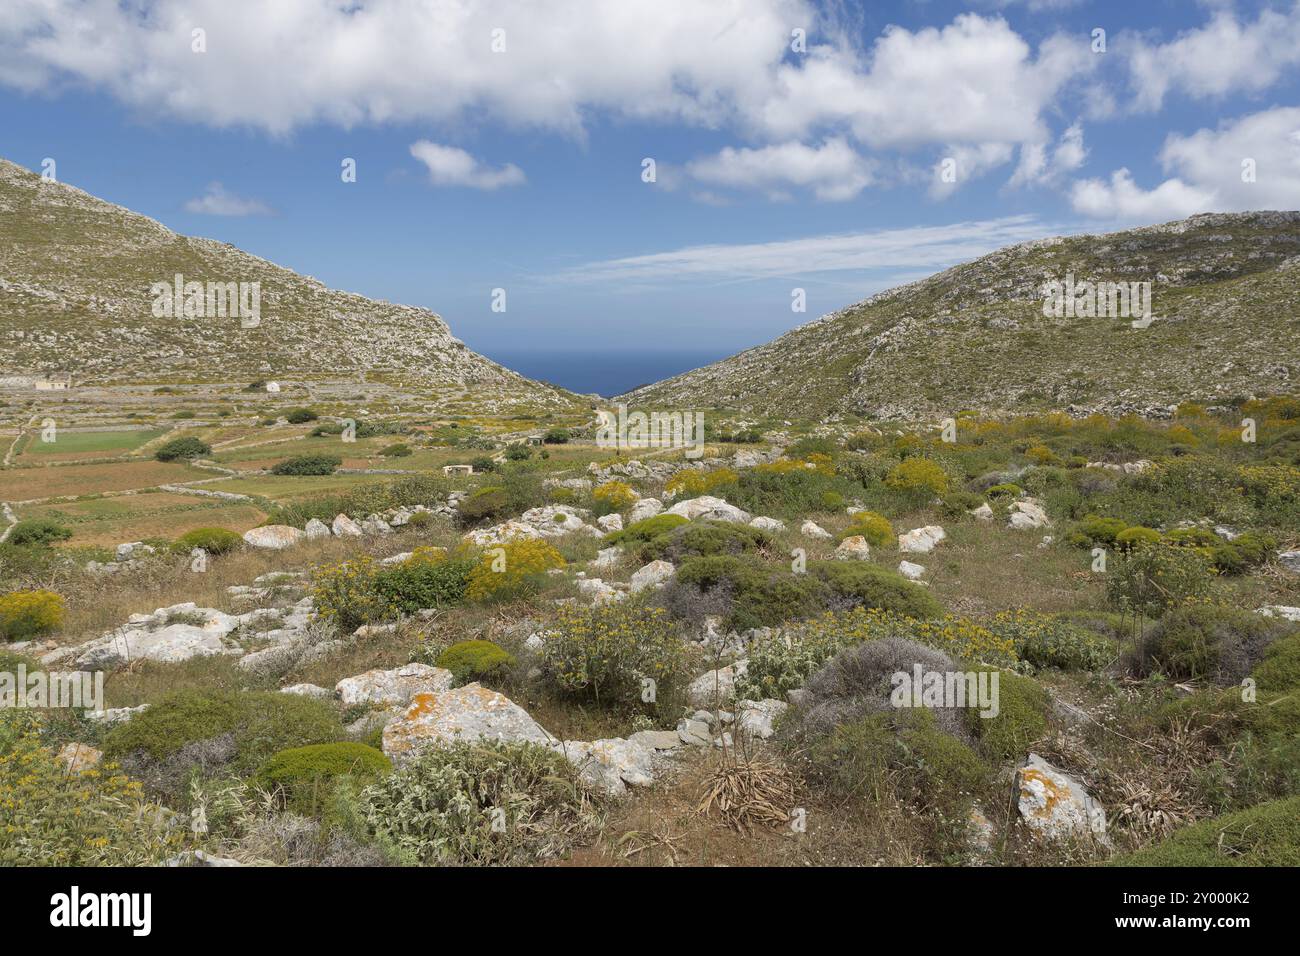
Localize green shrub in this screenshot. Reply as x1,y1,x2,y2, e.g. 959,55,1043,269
726,467,859,520
374,552,475,613
6,519,72,547
540,601,686,709
843,511,893,547
543,428,570,444
254,742,390,815
986,609,1118,671
154,436,210,461
961,668,1049,760
1106,541,1218,618
271,454,342,476
1074,515,1129,547
103,689,343,779
811,560,943,620
641,520,771,562
0,590,65,641
671,556,827,632
884,457,949,497
458,485,509,522
940,490,985,518
985,482,1023,498
284,407,319,424
1208,531,1276,574
505,445,531,461
605,513,689,547
1111,796,1300,867
1252,633,1300,692
358,740,599,865
175,527,243,555
311,555,393,632
1115,526,1162,551
380,443,413,458
1139,605,1294,684
436,640,516,684
465,539,565,603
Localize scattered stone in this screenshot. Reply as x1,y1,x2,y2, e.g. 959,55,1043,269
242,525,305,550
627,729,681,751
382,684,555,761
899,525,946,554
166,850,244,867
734,699,788,739
687,660,748,708
749,516,786,532
560,737,656,796
596,513,623,533
332,513,364,537
666,496,751,524
85,704,148,725
898,560,926,580
577,577,624,604
676,717,712,747
280,683,332,698
1257,605,1300,622
591,546,621,570
336,663,454,707
801,520,832,539
304,518,332,540
834,535,870,560
629,498,664,523
630,560,674,593
1014,753,1109,845
1008,498,1052,530
461,520,542,547
969,502,994,521
57,742,102,773
1277,550,1300,574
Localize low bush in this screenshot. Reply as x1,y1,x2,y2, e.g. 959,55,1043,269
6,519,72,547
665,467,738,500
255,742,390,815
465,539,565,603
380,443,413,458
811,561,943,620
592,480,637,511
154,436,210,461
458,486,509,523
358,740,599,865
640,520,771,563
1251,632,1300,692
670,556,826,631
1137,605,1294,684
884,457,949,497
374,550,475,613
843,511,893,548
436,640,517,684
1115,526,1161,551
960,668,1049,760
284,407,319,424
985,609,1118,671
1111,796,1300,867
605,513,688,547
271,455,342,476
0,589,65,641
540,601,687,709
312,555,393,632
1105,541,1219,618
175,527,243,556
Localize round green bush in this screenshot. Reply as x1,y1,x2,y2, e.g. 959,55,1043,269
1075,515,1128,547
7,518,72,547
1115,526,1162,551
1111,796,1300,867
271,454,342,476
374,555,475,612
284,407,319,424
458,486,508,522
174,527,243,555
605,512,689,546
1252,633,1300,692
843,510,893,548
961,668,1049,760
380,443,413,458
154,436,210,461
254,742,390,814
642,519,770,562
1140,604,1294,684
811,560,943,619
436,640,517,684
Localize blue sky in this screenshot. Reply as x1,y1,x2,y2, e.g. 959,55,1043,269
2,1,1299,391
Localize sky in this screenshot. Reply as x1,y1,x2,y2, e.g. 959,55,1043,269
2,0,1299,392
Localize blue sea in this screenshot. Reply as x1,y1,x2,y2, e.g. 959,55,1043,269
482,350,729,398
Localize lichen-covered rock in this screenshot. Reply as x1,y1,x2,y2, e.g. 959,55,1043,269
630,559,674,593
666,496,751,523
304,518,332,539
559,737,656,796
834,535,871,560
596,513,623,533
332,513,364,537
335,663,454,707
629,498,664,523
382,683,555,760
243,525,305,549
749,516,786,532
898,560,926,580
735,698,788,739
1014,753,1108,844
461,520,543,547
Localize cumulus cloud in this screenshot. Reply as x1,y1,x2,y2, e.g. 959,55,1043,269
182,182,271,216
686,139,874,202
1070,107,1300,219
1009,122,1087,188
1126,5,1300,112
409,141,524,190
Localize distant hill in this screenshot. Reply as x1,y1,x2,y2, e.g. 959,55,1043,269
622,212,1300,420
0,158,574,410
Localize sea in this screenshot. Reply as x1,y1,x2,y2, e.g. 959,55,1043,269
481,350,729,399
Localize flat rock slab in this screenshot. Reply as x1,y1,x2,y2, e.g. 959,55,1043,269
382,683,555,761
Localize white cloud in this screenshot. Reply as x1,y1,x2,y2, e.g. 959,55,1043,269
1009,122,1087,188
686,139,873,202
555,215,1060,284
1127,5,1300,112
182,182,271,216
409,141,524,190
929,142,1015,199
1071,107,1300,219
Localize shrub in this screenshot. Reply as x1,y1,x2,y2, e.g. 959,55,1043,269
103,689,343,785
505,445,531,461
1252,633,1300,692
312,555,393,631
641,520,771,563
255,742,390,815
271,455,342,476
1209,531,1276,574
358,740,599,865
985,482,1023,498
1105,541,1218,618
810,560,943,619
0,589,65,641
1111,796,1300,867
543,428,570,444
1074,515,1129,547
465,539,565,603
727,465,857,519
605,513,688,547
985,609,1117,671
6,519,72,547
380,443,413,458
961,668,1049,760
665,467,738,499
592,480,637,511
737,607,1017,700
284,408,319,424
175,527,243,556
155,436,210,461
844,511,893,548
0,714,184,865
1115,526,1162,551
671,556,827,632
540,601,687,708
374,551,475,613
458,486,509,522
1138,605,1294,684
884,457,949,497
436,640,517,684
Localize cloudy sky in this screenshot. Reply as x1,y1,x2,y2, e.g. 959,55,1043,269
3,0,1299,388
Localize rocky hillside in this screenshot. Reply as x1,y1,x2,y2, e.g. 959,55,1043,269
0,158,571,408
623,213,1300,420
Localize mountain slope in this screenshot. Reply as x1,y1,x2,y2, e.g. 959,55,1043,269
0,158,571,408
622,213,1300,419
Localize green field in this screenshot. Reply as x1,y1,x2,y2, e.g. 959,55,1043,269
20,428,164,456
